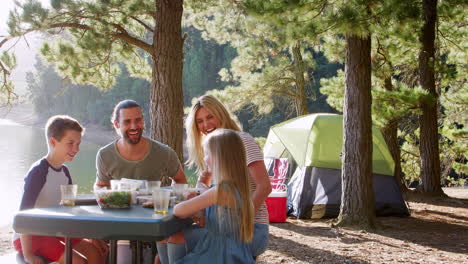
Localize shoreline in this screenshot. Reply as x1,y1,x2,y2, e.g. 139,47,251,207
0,103,117,146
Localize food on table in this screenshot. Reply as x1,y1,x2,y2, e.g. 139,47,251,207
95,190,131,209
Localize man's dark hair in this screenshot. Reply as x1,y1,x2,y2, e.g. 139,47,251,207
111,100,141,123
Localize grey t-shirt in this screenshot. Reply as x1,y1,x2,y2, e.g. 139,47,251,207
96,138,180,183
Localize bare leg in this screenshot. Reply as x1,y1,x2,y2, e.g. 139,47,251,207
73,240,107,264
56,250,87,264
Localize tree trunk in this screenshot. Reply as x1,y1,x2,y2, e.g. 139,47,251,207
150,0,184,184
418,0,443,194
381,77,407,192
292,41,308,116
334,34,376,230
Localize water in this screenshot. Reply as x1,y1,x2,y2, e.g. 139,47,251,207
0,120,101,227
0,119,197,227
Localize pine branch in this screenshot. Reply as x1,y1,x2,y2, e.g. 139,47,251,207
129,16,154,32
437,28,464,51
402,149,420,158
44,22,154,55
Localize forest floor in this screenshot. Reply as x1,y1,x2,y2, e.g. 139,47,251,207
257,188,468,264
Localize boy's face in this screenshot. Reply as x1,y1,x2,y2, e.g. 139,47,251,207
51,130,82,162
114,107,144,144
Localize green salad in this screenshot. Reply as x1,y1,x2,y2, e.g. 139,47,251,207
96,191,131,209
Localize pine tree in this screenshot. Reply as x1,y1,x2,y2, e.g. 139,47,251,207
240,0,379,229
5,0,185,172
186,0,321,117
319,1,426,192
418,0,444,194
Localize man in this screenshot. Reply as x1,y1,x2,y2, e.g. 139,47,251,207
94,100,187,264
95,99,186,189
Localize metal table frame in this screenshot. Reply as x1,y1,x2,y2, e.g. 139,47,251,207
13,205,192,264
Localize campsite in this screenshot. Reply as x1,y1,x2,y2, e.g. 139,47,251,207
0,0,466,263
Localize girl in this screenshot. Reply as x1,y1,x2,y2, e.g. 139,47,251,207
173,129,255,263
185,95,271,257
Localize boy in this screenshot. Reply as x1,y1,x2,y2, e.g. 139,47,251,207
13,115,107,264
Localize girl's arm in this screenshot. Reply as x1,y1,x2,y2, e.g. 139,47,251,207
248,161,272,212
173,188,216,218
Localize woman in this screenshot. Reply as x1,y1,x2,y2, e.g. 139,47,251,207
184,95,271,257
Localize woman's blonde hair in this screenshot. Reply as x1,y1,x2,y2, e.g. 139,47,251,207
185,95,242,174
204,129,254,242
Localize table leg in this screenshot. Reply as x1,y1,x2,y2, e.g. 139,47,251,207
64,237,72,264
136,241,142,264
109,240,117,264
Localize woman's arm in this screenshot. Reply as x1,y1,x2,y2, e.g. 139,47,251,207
173,188,216,218
248,160,272,212
195,170,212,191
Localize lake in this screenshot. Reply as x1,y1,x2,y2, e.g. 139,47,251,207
0,119,196,227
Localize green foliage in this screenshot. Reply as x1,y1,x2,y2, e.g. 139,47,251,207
400,125,421,183
26,56,151,129
186,0,325,117
0,51,17,104
8,0,154,90
182,27,237,105
254,137,267,149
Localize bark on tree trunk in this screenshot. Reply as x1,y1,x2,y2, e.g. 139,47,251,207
150,0,184,185
418,0,443,194
334,34,376,230
292,41,308,116
381,77,407,192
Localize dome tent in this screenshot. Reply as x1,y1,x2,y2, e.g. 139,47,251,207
264,113,409,218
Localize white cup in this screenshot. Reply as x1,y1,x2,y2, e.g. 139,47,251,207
146,181,162,194
60,184,77,206
152,189,171,215
110,179,121,190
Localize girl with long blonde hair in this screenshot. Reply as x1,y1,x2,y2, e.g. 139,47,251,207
183,95,271,258
174,129,255,263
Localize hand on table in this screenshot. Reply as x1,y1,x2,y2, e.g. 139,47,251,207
184,190,200,200
191,211,206,227
24,254,45,264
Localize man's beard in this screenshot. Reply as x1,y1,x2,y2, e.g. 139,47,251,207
124,129,143,145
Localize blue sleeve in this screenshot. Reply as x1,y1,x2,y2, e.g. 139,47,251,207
63,166,72,184
19,161,48,211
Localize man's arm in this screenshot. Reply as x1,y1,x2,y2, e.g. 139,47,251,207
95,150,110,189
172,166,187,184
95,178,110,189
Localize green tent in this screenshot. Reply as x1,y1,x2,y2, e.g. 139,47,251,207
264,113,409,218
264,113,394,176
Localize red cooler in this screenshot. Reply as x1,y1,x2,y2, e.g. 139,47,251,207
265,191,287,223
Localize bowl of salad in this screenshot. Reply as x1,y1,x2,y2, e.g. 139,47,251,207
95,190,132,209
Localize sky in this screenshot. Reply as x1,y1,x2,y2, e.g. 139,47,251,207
1,0,50,97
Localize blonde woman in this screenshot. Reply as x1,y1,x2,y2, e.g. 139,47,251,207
184,95,271,257
174,129,255,263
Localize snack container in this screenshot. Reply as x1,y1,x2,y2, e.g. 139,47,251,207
95,190,132,209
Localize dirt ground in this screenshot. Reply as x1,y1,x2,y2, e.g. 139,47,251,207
257,188,468,264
